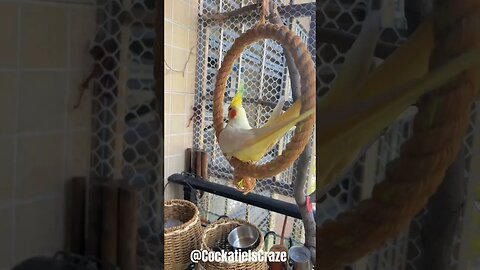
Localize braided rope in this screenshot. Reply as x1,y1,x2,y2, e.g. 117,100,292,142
316,1,480,269
259,0,270,25
213,24,316,180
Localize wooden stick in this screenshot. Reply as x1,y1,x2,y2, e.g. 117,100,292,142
279,215,288,246
85,182,102,257
185,148,192,173
268,216,289,270
195,150,202,177
201,151,209,179
66,177,86,254
117,188,139,270
101,186,119,266
190,149,196,175
201,3,259,21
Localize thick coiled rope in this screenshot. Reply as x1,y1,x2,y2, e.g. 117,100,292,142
316,1,480,269
212,23,316,180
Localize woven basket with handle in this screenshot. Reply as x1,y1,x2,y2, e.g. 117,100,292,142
199,219,268,270
164,199,202,270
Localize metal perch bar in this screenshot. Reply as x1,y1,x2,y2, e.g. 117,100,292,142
168,173,316,220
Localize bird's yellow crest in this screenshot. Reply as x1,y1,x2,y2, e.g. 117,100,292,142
230,82,245,108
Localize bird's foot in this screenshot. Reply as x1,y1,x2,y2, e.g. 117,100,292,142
234,176,256,194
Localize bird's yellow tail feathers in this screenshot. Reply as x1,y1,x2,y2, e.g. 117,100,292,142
235,104,315,162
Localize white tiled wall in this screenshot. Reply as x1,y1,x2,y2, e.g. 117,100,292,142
0,1,96,268
164,0,198,200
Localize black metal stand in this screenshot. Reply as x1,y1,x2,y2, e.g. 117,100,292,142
168,173,316,221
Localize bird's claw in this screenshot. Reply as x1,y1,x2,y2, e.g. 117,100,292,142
234,176,256,194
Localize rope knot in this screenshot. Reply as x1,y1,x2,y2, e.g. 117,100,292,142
258,0,270,25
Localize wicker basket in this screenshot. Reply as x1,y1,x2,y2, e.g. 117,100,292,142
199,219,268,270
164,199,202,270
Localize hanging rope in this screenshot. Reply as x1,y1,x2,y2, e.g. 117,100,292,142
316,1,480,269
258,0,270,25
212,23,316,190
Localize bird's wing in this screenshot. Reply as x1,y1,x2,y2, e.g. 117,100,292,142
218,126,256,158
233,106,315,162
265,97,303,127
320,16,434,111
318,51,480,191
321,51,480,146
264,96,286,127
316,16,433,191
327,10,382,101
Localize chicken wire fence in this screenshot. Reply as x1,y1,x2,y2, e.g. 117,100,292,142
190,0,316,250
319,1,479,270
87,0,161,268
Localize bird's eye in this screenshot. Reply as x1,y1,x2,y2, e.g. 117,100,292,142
228,107,231,111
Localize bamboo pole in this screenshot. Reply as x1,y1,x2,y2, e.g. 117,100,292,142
185,148,193,173
100,186,119,266
118,187,139,270
85,182,102,257
201,151,209,179
66,177,86,254
195,150,202,177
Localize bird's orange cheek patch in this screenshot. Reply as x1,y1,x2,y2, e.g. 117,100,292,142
229,110,237,119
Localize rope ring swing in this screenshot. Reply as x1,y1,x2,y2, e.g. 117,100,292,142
212,23,316,185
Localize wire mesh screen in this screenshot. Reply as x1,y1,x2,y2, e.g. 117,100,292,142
191,0,316,245
319,1,479,270
88,0,160,268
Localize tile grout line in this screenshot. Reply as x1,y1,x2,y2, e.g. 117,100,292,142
0,67,87,72
168,90,172,135
164,16,198,31
167,0,173,176
0,194,63,210
11,3,22,263
164,154,186,159
0,127,90,141
164,89,196,94
9,0,96,6
161,4,173,179
61,5,72,240
165,132,194,138
169,0,174,97
185,10,191,96
64,5,72,177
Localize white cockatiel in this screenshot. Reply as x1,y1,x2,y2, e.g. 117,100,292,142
218,84,315,163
